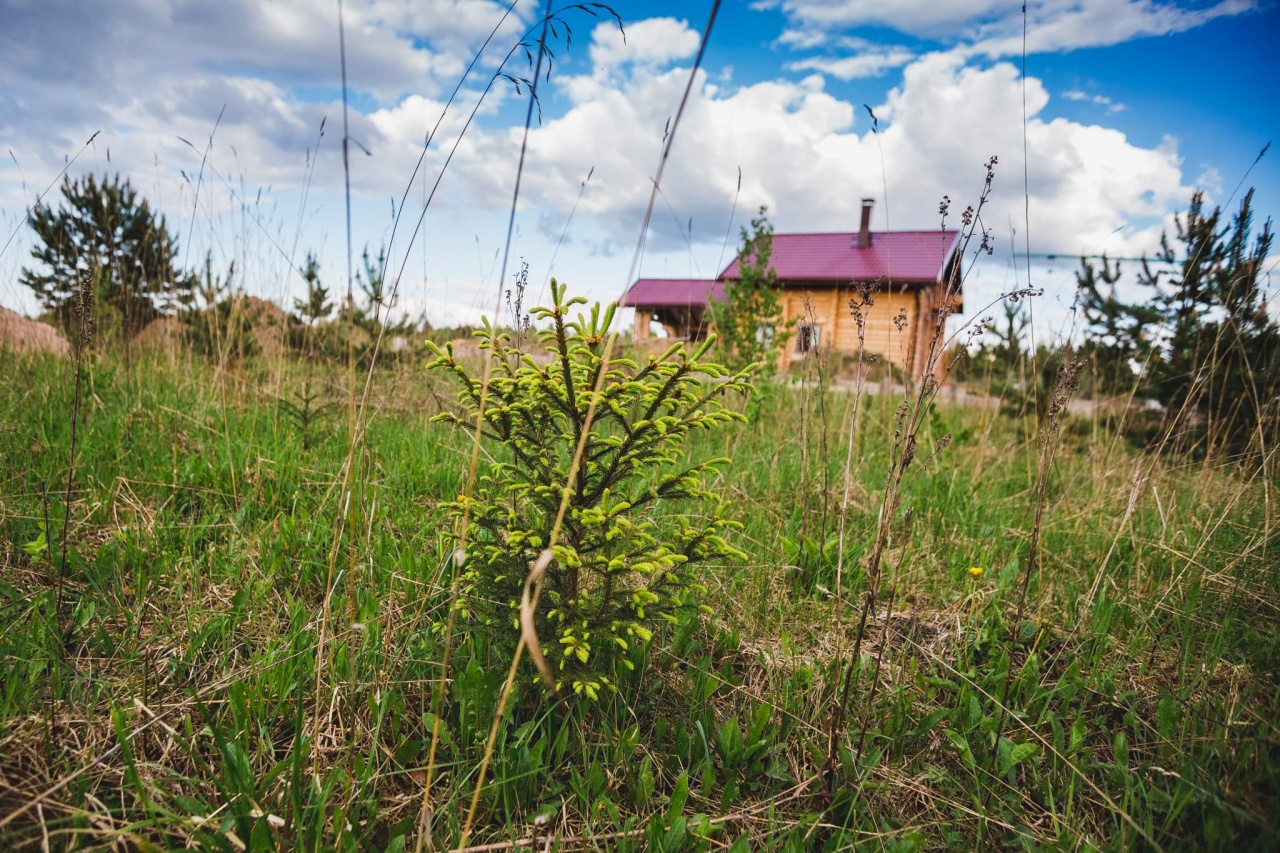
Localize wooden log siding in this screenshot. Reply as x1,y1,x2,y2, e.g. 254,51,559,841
777,284,932,378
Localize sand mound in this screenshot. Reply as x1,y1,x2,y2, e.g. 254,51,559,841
131,298,292,360
132,317,185,354
241,295,287,324
132,301,288,357
239,296,289,358
0,306,70,356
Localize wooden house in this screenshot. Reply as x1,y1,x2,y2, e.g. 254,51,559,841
621,200,961,381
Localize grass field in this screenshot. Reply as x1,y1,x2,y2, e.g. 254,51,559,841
0,338,1276,851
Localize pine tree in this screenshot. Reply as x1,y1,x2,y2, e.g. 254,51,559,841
20,174,191,340
334,244,385,334
1074,252,1163,395
293,252,332,326
290,253,332,361
1076,190,1276,451
989,299,1030,376
708,207,791,375
1142,191,1275,444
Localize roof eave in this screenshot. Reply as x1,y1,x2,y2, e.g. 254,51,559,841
934,231,964,285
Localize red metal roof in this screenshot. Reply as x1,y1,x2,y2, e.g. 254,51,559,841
718,230,959,283
619,278,726,308
621,231,960,309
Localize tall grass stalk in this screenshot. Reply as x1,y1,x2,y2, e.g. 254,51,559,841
421,6,554,849
983,353,1080,807
53,270,94,629
826,160,1003,783
310,0,358,782
383,0,520,271
823,279,875,778
536,164,595,310
0,130,101,263
455,3,721,847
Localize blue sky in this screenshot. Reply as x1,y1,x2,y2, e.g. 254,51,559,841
1,0,1276,338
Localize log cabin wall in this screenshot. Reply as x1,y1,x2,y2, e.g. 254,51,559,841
776,284,930,379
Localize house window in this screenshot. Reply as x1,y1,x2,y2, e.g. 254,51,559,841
755,324,775,346
795,322,821,353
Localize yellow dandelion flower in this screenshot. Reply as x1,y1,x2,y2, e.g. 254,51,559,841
968,566,985,578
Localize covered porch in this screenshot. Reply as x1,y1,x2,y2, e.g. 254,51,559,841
619,278,725,343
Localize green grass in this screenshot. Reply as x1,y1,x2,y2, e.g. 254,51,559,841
0,346,1276,851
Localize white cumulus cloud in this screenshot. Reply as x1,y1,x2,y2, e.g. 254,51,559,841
1062,90,1127,113
588,17,701,70
786,47,916,79
440,40,1189,264
762,0,1256,56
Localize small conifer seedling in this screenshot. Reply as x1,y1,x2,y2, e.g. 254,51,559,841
428,280,754,700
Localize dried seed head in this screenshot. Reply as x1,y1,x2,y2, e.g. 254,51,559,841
1047,357,1083,421
76,269,96,351
848,279,880,332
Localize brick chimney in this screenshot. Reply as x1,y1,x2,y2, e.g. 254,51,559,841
857,198,874,248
